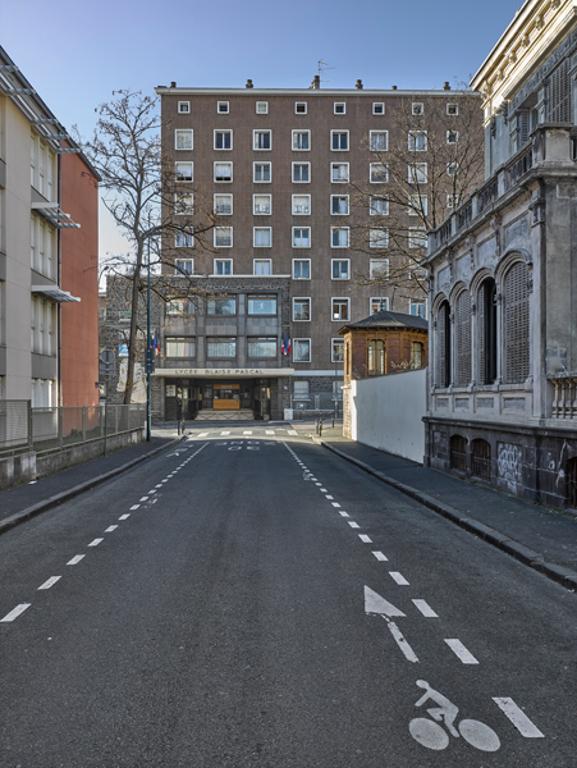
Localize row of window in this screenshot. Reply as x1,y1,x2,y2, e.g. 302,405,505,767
176,99,461,117
172,255,395,278
175,160,458,184
174,128,459,152
164,334,342,364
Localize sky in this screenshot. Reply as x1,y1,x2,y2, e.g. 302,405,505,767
1,0,523,260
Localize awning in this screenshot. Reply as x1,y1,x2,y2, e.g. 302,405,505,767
31,285,81,303
31,201,80,229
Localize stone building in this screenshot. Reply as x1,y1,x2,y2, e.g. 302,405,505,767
426,0,577,508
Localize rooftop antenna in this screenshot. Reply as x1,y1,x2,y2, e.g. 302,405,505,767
317,59,335,85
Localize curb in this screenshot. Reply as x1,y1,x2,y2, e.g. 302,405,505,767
0,437,184,537
321,441,577,592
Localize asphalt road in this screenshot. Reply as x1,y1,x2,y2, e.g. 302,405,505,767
0,428,575,767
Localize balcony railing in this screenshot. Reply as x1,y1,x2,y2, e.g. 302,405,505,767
550,375,577,420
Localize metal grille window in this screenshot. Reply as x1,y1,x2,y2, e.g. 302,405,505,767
449,435,468,472
454,290,472,387
547,59,570,123
503,261,530,384
477,278,497,384
471,439,492,480
436,301,451,388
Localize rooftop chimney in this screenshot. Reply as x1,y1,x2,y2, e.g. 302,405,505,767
355,79,363,90
392,85,398,90
246,79,254,89
444,81,451,90
170,81,177,88
310,74,321,90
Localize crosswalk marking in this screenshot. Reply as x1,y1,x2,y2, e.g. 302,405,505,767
265,430,275,435
1,603,31,623
444,638,479,665
288,430,298,436
493,698,545,738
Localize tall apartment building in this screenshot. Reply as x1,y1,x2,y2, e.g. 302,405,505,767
152,79,482,419
0,47,99,408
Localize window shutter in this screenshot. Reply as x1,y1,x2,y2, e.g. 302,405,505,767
454,291,472,386
436,302,449,387
547,60,570,123
503,262,530,384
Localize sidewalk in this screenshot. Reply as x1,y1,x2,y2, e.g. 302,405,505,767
0,429,181,531
320,435,577,591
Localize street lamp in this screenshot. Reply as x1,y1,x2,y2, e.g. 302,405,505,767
145,240,152,442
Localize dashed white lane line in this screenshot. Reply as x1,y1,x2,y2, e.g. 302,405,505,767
243,431,253,435
118,514,130,521
444,638,479,665
105,525,118,533
389,571,410,586
348,521,361,529
372,551,389,562
148,490,157,495
325,495,334,500
331,502,341,508
198,432,209,438
359,534,373,544
221,431,231,436
130,504,141,510
492,698,545,738
38,576,61,591
412,599,438,618
387,621,420,664
67,555,85,566
315,482,322,487
320,488,328,493
1,603,31,623
139,496,149,502
88,538,103,548
288,430,298,436
155,484,163,489
338,510,350,518
265,430,274,435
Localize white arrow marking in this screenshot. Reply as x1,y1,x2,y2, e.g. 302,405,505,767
493,698,545,738
364,586,406,618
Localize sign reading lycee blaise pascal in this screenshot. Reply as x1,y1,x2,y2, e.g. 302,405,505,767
153,368,295,378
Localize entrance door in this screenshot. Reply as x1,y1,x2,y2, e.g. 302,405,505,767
568,457,577,509
213,383,241,411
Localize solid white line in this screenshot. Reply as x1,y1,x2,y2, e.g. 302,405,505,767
492,698,545,738
88,538,103,548
139,496,149,502
38,576,61,591
348,521,360,529
372,551,389,562
359,534,373,543
130,504,140,510
386,620,420,663
1,603,31,623
331,502,341,508
118,514,130,521
338,510,350,518
444,638,479,665
104,525,118,533
412,599,438,618
67,554,85,565
389,571,410,586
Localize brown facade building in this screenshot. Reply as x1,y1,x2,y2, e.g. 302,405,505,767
152,80,482,419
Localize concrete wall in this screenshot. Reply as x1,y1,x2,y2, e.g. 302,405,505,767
350,368,426,463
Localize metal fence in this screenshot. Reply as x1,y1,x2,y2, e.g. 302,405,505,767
0,400,145,453
291,392,342,418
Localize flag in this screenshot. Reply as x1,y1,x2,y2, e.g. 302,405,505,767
152,332,161,357
281,333,292,357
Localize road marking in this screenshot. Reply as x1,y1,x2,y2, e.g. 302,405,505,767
389,571,410,586
67,555,85,565
325,494,334,500
315,482,322,486
88,538,103,548
331,502,341,508
364,586,406,618
412,599,438,618
38,576,61,591
139,496,149,502
243,430,253,435
221,431,231,436
492,698,545,738
1,603,31,623
105,525,118,533
148,490,157,495
372,551,389,562
198,432,209,438
359,534,373,543
338,510,350,518
444,638,479,665
348,521,360,529
265,430,274,435
288,430,298,436
320,488,327,493
130,504,140,510
387,621,420,663
118,514,130,520
155,484,163,489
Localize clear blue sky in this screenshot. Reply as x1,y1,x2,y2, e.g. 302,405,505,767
1,0,523,256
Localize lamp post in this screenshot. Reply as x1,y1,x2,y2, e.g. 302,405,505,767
145,239,152,442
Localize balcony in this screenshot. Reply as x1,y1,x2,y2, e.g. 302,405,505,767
550,374,577,421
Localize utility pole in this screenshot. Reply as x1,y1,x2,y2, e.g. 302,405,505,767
145,240,152,442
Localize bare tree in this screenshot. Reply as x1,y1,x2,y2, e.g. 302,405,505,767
83,90,215,403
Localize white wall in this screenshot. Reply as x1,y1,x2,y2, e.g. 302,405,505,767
350,368,426,464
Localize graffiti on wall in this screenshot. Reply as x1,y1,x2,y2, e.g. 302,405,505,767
497,442,523,494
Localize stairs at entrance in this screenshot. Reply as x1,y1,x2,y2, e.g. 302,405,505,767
194,409,256,421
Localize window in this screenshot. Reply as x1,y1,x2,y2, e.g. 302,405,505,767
30,216,56,277
248,295,277,315
177,101,190,114
31,297,56,355
370,130,389,151
248,337,277,358
331,227,350,248
292,226,311,248
446,103,459,116
370,162,389,183
408,162,428,184
214,161,233,182
409,300,427,318
213,259,233,275
408,130,427,152
207,297,236,316
293,339,311,362
447,129,459,144
368,339,386,376
253,226,272,247
175,129,193,150
253,161,272,183
292,259,311,280
331,259,350,280
292,194,311,215
334,102,346,114
331,298,350,321
295,101,307,114
165,337,195,358
253,129,272,150
408,227,427,249
454,290,472,386
331,337,344,362
293,297,311,321
447,161,459,176
214,129,233,150
214,193,233,215
331,130,349,151
256,101,269,114
31,379,55,408
436,300,451,387
175,231,194,248
408,193,428,217
330,195,349,215
253,258,272,275
207,337,236,358
412,102,424,116
370,297,389,314
372,102,385,115
292,130,310,151
502,261,530,384
175,161,193,182
292,162,310,183
217,101,230,114
253,194,272,215
369,229,389,249
166,299,194,316
477,278,497,385
214,226,233,247
174,258,194,275
370,196,389,216
410,342,425,369
447,193,461,209
369,258,390,279
174,192,194,215
331,162,350,183
293,380,310,399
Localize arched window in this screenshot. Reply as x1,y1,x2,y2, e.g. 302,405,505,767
478,277,497,384
435,300,451,387
454,289,472,386
502,261,530,384
471,439,491,480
